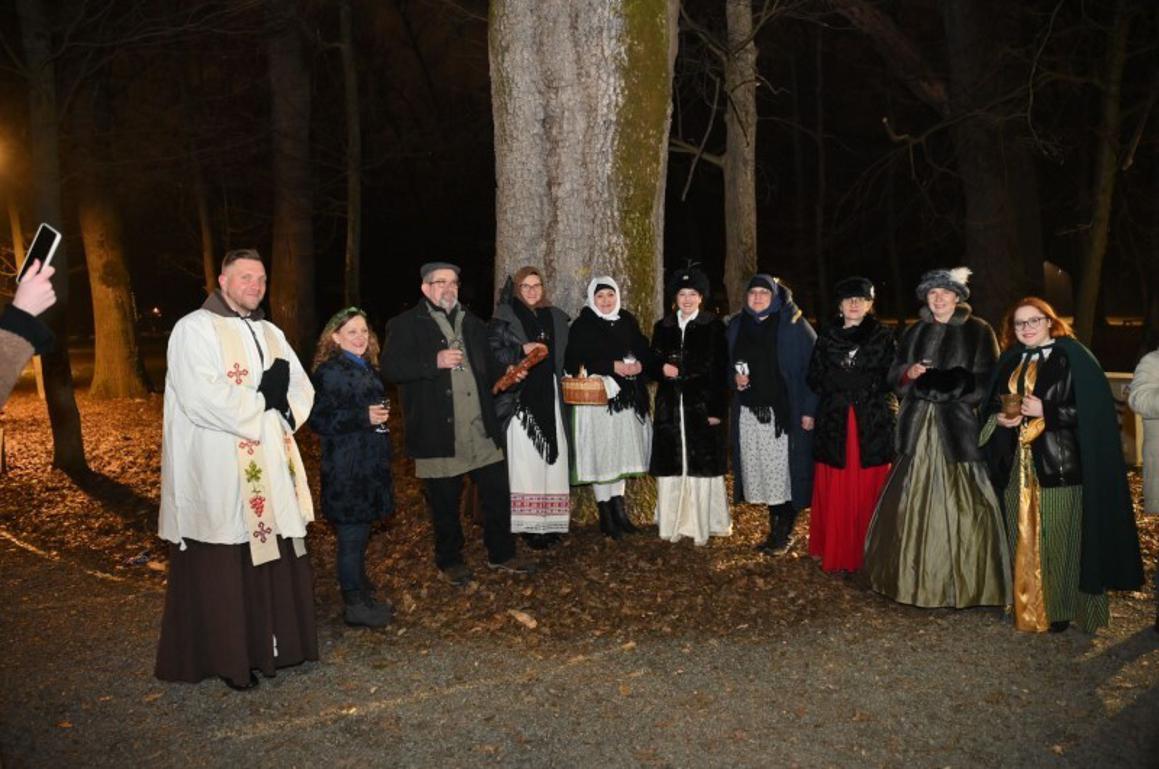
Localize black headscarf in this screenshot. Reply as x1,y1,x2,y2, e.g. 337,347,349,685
510,295,559,463
733,305,791,435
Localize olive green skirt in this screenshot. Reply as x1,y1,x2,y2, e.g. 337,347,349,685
864,408,1011,608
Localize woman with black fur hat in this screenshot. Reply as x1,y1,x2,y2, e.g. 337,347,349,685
862,267,1010,608
648,267,731,545
726,274,818,555
805,277,896,573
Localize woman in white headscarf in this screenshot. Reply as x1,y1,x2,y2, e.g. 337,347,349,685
564,277,653,538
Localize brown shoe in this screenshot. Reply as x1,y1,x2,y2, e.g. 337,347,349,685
486,556,538,575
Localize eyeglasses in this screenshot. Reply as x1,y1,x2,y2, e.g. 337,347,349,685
1013,316,1048,330
519,282,543,291
427,279,459,288
842,297,869,305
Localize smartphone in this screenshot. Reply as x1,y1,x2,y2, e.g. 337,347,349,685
16,223,62,282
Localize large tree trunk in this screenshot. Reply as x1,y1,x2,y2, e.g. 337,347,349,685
490,0,679,326
1073,0,1129,345
267,0,316,353
16,0,88,474
722,0,758,313
941,0,1043,326
339,0,362,306
76,76,150,399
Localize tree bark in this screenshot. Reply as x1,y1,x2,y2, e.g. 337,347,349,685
1074,0,1130,345
722,0,758,314
267,0,316,354
941,0,1042,325
490,0,679,326
340,0,362,306
75,74,150,400
16,0,88,473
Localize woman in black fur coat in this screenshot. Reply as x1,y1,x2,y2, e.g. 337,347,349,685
805,277,895,573
310,307,395,628
647,268,730,546
862,267,1010,609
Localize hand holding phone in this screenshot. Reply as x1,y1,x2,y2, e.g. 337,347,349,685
12,261,57,317
16,223,62,283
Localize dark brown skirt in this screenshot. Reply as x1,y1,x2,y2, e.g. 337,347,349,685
154,536,318,687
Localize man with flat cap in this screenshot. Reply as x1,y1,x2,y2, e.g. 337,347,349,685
381,262,534,585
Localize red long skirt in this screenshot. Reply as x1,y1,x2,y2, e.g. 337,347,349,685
809,407,891,573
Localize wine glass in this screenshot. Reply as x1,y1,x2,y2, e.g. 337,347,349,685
449,338,466,371
375,397,390,434
734,360,749,390
622,352,638,380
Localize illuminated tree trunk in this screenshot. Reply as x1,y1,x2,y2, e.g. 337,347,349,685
722,0,758,313
267,0,316,354
16,0,87,473
490,0,679,326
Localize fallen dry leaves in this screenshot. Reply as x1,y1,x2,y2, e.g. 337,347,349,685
1,389,1156,654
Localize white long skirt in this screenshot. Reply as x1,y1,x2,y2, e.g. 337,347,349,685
571,404,652,484
508,390,571,534
655,394,731,546
737,407,792,505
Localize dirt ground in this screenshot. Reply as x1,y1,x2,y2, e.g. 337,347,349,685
1,392,1157,768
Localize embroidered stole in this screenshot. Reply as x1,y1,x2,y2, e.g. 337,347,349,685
212,315,313,566
1008,357,1049,631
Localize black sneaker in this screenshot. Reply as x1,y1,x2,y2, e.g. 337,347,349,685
441,562,474,587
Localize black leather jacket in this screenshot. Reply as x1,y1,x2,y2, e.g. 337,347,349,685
988,347,1081,487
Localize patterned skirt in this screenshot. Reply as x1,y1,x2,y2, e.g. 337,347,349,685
507,389,571,534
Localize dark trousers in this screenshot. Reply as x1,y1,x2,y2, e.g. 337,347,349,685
334,522,372,592
423,460,515,569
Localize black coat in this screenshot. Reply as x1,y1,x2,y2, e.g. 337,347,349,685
380,301,505,459
892,304,998,463
488,300,570,430
648,311,728,477
985,347,1081,488
309,354,394,524
806,315,897,469
564,306,652,417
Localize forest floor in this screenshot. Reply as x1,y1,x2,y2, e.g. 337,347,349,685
1,391,1157,768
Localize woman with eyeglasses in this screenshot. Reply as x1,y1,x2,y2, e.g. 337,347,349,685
979,297,1143,633
804,277,895,574
309,307,395,628
862,267,1010,609
489,267,572,547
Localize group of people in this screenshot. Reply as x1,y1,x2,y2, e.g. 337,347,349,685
145,249,1154,692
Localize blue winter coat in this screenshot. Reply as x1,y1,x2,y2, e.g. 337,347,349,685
726,283,818,511
309,354,395,524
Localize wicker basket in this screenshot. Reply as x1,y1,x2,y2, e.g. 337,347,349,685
561,376,608,405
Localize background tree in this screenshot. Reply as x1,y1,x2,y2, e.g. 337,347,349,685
489,0,680,324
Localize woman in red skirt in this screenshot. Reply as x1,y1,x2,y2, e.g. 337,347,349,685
806,277,896,573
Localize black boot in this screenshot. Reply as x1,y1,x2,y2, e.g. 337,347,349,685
342,590,392,628
597,501,623,540
755,505,778,555
609,496,639,534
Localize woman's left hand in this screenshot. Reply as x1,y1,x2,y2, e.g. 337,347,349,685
522,341,547,356
707,416,721,426
801,416,815,431
1020,394,1044,418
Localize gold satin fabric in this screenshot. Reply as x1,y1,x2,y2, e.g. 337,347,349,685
1008,358,1049,632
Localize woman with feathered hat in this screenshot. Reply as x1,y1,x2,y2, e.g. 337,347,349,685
648,267,730,545
862,267,1011,608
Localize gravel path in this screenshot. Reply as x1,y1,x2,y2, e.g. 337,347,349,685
2,535,1157,769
